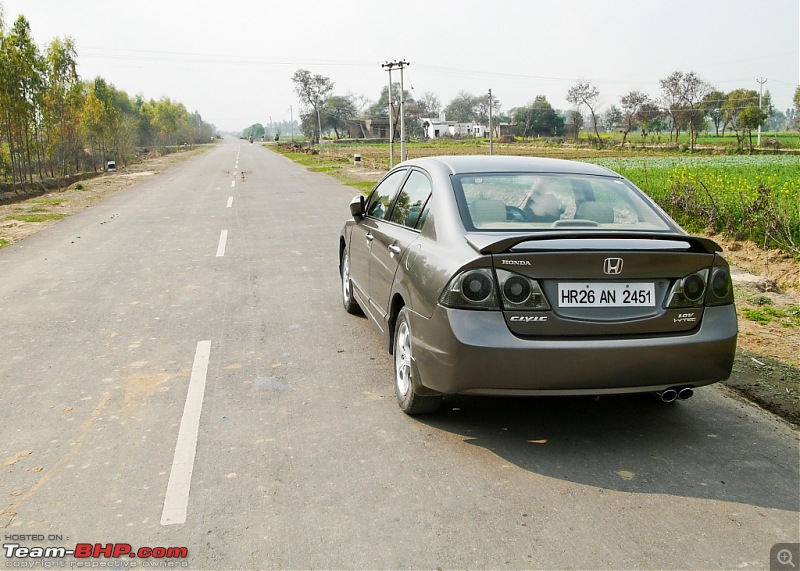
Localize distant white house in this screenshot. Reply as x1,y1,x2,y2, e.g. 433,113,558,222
422,112,486,139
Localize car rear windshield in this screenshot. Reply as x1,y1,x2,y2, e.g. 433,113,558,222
452,173,673,232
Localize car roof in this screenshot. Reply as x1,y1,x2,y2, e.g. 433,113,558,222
402,155,618,177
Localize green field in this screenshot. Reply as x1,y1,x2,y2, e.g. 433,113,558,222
587,156,799,254
274,141,800,256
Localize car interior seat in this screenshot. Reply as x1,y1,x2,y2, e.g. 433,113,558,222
470,199,508,226
575,201,615,223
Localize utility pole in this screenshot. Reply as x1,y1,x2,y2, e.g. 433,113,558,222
382,60,410,166
399,61,408,162
756,77,767,147
488,89,494,155
383,62,394,167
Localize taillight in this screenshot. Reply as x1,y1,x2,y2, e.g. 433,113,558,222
706,266,734,306
440,269,550,311
665,266,734,308
439,269,499,310
497,270,550,310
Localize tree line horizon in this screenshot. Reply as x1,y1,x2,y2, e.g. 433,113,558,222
0,13,217,191
272,68,799,154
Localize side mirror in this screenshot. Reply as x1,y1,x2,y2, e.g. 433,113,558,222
349,194,365,219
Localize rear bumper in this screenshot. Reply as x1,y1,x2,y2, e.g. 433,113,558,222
410,305,738,396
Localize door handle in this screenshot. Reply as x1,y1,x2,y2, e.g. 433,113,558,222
388,244,402,256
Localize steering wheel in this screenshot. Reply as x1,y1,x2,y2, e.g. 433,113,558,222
505,205,527,221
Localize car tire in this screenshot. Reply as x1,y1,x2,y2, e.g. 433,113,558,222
394,308,442,415
341,249,360,314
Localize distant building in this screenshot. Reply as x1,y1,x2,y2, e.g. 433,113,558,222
347,118,392,139
421,112,486,139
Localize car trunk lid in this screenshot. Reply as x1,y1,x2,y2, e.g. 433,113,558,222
472,233,721,337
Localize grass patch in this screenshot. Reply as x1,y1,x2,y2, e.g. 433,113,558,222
30,199,66,205
9,213,68,223
743,305,800,326
347,180,377,194
0,238,10,248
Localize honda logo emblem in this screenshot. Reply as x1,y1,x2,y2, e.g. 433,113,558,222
604,258,624,275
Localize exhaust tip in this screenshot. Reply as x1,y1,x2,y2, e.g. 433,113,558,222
659,389,678,403
678,387,694,401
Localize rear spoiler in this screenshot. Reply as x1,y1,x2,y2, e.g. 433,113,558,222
465,232,722,255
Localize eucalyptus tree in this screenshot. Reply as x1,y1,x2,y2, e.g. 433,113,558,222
659,71,683,143
1,15,44,186
619,90,648,145
566,81,602,146
291,69,333,144
42,37,82,176
678,72,712,152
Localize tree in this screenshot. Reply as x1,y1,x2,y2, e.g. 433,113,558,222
601,105,622,133
0,12,215,184
444,91,480,122
659,71,683,143
475,93,500,126
1,15,45,187
660,71,713,151
723,89,762,152
794,86,800,122
322,95,357,139
567,109,584,141
417,91,441,117
367,83,411,118
636,102,663,140
513,96,564,138
42,37,82,177
291,69,333,144
242,123,265,139
678,72,712,152
619,90,648,146
566,81,602,146
739,105,767,151
702,90,727,136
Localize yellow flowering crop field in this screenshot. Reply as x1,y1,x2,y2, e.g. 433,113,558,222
590,156,800,255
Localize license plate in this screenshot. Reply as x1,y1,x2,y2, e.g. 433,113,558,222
558,283,655,307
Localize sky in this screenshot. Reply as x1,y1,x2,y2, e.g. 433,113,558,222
1,0,798,132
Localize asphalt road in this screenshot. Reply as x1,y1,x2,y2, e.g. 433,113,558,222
1,139,798,570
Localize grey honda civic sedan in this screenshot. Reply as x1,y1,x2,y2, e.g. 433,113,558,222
339,155,737,414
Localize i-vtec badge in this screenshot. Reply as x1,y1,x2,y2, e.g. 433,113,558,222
674,312,698,323
510,316,548,322
502,260,531,266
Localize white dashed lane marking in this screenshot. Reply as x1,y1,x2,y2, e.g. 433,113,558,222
216,230,228,257
161,340,212,526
